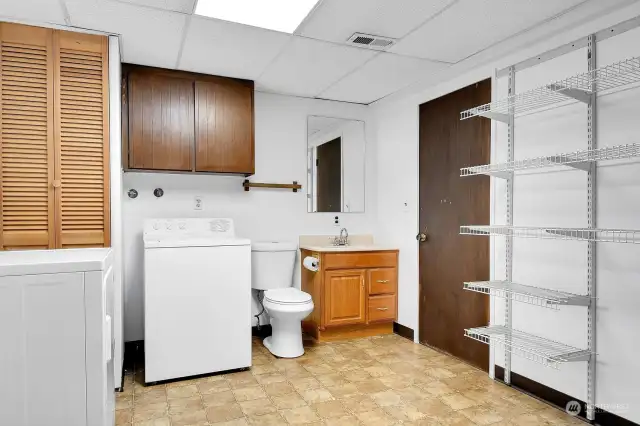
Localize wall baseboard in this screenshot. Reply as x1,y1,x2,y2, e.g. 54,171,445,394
495,366,638,426
393,322,414,341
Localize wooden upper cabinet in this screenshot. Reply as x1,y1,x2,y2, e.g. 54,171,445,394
323,269,366,328
195,80,254,174
122,64,254,175
128,72,194,171
0,23,109,251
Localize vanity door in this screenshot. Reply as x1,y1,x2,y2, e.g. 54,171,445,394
323,269,366,327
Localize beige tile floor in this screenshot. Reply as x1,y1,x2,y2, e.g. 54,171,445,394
116,334,585,426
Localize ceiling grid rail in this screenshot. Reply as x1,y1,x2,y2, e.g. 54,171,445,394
457,21,640,423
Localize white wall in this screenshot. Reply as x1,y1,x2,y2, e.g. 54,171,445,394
122,92,376,342
371,4,640,423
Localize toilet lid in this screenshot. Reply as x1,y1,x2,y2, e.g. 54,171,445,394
265,288,312,305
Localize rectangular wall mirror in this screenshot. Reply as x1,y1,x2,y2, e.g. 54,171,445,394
307,116,365,213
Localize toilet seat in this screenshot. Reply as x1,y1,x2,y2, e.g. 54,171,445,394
264,288,312,305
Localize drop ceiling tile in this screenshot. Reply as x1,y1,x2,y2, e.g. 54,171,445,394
257,37,376,97
0,0,67,25
179,16,292,80
390,0,587,63
320,53,449,104
298,0,455,44
109,0,196,13
65,0,187,68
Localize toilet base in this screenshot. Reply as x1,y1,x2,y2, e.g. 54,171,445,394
263,318,305,358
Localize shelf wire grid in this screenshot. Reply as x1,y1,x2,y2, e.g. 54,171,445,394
463,281,590,310
460,56,640,120
460,225,640,244
465,325,591,369
460,143,640,177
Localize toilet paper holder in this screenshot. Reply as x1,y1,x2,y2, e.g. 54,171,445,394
303,256,319,272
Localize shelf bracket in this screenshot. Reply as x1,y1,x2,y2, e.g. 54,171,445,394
545,156,592,171
547,83,592,104
564,161,592,171
477,111,511,123
565,295,592,307
485,171,512,179
544,228,596,239
550,350,592,364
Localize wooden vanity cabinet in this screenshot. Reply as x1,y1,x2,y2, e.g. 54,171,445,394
122,65,255,175
301,249,399,342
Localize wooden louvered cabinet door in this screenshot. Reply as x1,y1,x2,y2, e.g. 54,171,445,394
0,23,55,250
0,24,109,250
53,30,109,248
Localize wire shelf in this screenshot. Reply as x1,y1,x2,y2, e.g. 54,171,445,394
460,225,640,244
465,325,591,369
463,281,590,310
460,56,640,121
460,143,640,177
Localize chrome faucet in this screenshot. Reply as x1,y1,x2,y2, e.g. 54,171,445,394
331,228,349,246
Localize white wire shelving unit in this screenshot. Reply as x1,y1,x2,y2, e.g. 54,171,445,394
465,326,592,369
460,56,640,121
460,143,640,178
457,35,640,420
460,225,640,244
463,281,591,310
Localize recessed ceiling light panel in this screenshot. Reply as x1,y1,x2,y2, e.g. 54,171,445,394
194,0,320,33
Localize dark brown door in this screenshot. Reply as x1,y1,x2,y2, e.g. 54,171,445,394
128,72,194,171
195,80,254,174
316,137,341,212
418,80,491,371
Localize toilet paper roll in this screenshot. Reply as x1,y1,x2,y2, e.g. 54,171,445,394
303,256,319,272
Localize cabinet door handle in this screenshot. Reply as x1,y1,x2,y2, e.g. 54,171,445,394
376,307,389,311
376,280,390,283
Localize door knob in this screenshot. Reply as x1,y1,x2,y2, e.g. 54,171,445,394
416,230,428,242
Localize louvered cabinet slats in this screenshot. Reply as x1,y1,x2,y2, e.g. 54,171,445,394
0,22,109,250
0,23,54,250
54,30,109,248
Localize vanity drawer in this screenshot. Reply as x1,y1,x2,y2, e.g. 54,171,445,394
368,268,397,295
324,252,397,270
368,294,396,323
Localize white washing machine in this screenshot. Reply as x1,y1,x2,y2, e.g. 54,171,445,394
143,218,251,383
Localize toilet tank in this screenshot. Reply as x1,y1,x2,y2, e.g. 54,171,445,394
251,242,298,291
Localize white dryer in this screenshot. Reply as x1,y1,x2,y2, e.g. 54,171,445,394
143,218,251,383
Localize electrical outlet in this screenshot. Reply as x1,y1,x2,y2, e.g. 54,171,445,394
194,196,204,211
334,215,340,227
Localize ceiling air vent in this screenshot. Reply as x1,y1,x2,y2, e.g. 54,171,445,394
347,33,396,50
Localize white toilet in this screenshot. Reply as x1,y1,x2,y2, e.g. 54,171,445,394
252,242,314,358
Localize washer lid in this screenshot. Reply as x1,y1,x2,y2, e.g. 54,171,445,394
252,241,298,252
265,288,312,304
